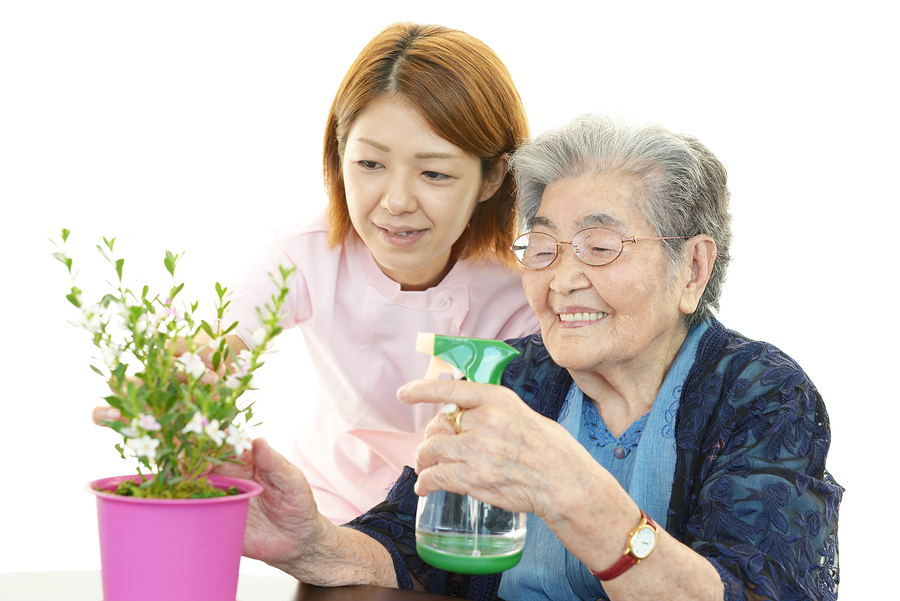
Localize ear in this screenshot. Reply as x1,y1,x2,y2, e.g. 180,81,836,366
478,155,510,203
678,235,717,316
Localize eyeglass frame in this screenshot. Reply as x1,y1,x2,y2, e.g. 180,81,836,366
509,227,688,270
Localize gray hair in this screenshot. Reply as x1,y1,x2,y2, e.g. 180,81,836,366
510,114,732,326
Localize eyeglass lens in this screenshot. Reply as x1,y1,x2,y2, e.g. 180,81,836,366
512,228,624,269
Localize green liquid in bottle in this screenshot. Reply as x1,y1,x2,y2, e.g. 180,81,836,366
416,530,524,574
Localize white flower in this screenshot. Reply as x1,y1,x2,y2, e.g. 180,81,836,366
223,374,243,390
134,318,149,334
100,342,121,367
144,310,162,328
116,298,137,318
120,425,140,438
176,352,207,380
78,312,103,334
249,327,267,349
231,349,253,376
158,299,181,321
133,413,161,431
127,435,160,459
225,426,251,456
204,419,225,446
104,314,130,336
181,411,207,435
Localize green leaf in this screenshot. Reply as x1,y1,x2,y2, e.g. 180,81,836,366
100,293,118,308
130,305,143,320
103,236,116,252
61,228,70,242
215,282,226,299
52,252,73,272
212,350,221,372
112,362,128,383
104,395,126,413
199,320,214,338
156,412,176,426
279,265,297,281
95,244,110,262
222,321,238,335
90,364,104,376
164,251,178,276
115,258,124,281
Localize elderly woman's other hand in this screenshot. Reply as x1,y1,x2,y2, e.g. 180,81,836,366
211,438,322,571
398,377,724,600
211,438,398,588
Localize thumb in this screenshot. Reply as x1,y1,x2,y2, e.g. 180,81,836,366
252,437,276,473
252,438,307,495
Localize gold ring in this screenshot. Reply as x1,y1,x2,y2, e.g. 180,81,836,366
442,403,465,434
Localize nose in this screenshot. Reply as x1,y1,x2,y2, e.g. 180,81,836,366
381,171,418,216
549,242,592,294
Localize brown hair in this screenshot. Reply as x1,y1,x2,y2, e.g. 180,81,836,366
323,23,528,268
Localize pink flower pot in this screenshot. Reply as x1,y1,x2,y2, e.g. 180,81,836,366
88,474,263,601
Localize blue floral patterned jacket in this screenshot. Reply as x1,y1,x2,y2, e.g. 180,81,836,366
346,319,842,600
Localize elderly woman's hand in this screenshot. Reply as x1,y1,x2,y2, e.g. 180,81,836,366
211,438,398,587
398,378,725,600
397,378,620,525
210,438,324,572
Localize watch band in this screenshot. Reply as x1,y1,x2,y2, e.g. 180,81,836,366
590,509,657,581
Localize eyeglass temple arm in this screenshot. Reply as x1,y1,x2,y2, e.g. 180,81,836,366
624,235,688,243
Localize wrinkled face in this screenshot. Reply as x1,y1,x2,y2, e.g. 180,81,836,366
522,171,688,375
341,96,493,291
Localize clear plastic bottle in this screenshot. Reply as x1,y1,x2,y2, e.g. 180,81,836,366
413,334,526,574
416,491,526,574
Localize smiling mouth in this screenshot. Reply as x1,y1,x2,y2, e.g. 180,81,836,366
380,226,425,237
558,311,607,323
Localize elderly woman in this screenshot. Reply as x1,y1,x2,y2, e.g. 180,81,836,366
220,114,841,601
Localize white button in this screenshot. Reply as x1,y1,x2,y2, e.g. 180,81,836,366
435,296,452,310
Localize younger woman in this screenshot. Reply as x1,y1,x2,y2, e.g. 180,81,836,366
223,23,538,523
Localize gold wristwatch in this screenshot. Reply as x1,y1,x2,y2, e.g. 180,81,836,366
590,509,658,581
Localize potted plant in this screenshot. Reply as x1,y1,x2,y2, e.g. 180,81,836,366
53,229,293,601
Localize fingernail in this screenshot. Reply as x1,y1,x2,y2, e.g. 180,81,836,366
396,384,409,401
105,408,121,420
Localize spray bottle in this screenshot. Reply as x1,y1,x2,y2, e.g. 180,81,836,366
414,333,527,574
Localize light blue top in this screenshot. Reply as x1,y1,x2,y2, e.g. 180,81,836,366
498,321,709,601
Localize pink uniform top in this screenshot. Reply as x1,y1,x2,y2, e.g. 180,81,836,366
227,213,540,523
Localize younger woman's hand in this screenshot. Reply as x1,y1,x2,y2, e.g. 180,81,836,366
92,405,123,426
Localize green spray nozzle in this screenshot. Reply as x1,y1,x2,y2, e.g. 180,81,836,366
416,333,520,386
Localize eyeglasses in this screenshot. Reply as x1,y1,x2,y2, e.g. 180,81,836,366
510,227,687,270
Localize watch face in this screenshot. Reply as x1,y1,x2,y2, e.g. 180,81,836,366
632,526,656,559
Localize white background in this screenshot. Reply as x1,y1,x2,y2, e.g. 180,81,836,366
1,1,896,598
